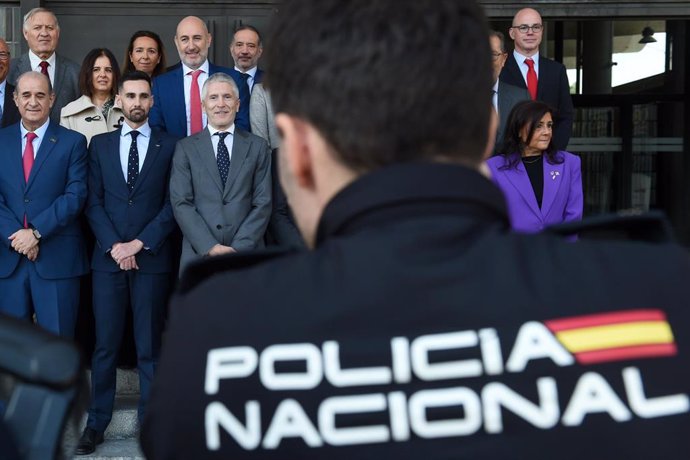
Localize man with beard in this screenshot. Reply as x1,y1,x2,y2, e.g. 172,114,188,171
76,71,178,455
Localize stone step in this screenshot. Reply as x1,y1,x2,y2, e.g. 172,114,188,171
71,438,144,460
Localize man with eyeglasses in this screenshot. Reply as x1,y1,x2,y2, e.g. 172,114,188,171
489,30,530,155
500,7,574,151
0,39,20,128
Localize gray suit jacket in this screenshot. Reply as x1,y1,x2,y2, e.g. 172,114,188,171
495,80,531,155
170,127,272,273
8,53,80,123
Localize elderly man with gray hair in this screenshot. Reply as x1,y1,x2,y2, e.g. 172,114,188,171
170,72,272,274
8,7,80,123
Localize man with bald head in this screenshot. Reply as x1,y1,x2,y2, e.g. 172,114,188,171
0,39,20,128
500,7,574,150
7,7,80,123
149,15,250,137
0,71,88,338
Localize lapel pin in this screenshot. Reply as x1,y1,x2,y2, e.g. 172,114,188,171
50,137,57,143
550,171,560,180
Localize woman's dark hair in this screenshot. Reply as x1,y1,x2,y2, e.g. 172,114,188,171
123,30,167,78
79,48,120,100
498,100,562,169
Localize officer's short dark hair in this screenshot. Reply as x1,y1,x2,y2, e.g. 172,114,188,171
265,0,493,170
118,70,152,93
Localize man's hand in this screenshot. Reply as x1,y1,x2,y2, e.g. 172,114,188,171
26,245,39,262
9,229,39,255
207,244,236,257
111,239,144,263
118,255,139,271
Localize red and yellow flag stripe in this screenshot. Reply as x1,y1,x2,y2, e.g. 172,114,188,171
545,309,677,365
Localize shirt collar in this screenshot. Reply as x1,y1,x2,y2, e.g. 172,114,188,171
20,117,50,139
234,66,257,79
514,50,539,64
208,123,235,137
28,50,57,69
182,60,210,76
492,80,499,93
121,121,152,138
0,80,5,95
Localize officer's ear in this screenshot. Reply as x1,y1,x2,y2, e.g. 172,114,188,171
275,113,316,191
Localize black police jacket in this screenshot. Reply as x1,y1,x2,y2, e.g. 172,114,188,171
142,162,690,460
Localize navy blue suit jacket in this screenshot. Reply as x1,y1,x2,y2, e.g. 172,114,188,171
500,54,574,151
1,83,20,128
149,63,250,137
0,121,88,279
86,127,178,273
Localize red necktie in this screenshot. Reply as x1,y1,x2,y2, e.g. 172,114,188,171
189,69,203,135
525,58,538,100
23,132,37,228
39,61,49,77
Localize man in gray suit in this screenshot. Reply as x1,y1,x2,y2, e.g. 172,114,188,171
490,30,530,155
170,72,271,273
8,7,80,123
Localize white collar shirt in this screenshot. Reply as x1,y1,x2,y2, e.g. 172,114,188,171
28,51,57,86
119,121,152,179
182,60,210,136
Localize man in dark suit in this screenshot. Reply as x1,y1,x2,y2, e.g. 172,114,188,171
149,16,250,137
7,8,80,123
76,71,178,455
500,8,574,150
230,25,264,93
170,72,271,273
0,71,88,338
143,1,690,459
0,39,20,128
490,30,530,154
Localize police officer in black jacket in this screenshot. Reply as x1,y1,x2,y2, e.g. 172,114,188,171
141,0,690,458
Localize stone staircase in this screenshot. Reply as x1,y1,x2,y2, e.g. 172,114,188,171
68,369,144,460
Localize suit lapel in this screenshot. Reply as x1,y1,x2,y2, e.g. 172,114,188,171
133,129,162,194
541,155,564,217
171,68,187,136
105,129,130,195
196,129,224,193
53,55,66,97
225,130,249,195
26,122,59,189
505,55,527,90
7,125,25,190
503,160,541,218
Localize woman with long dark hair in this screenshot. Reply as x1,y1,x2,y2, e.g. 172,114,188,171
487,100,582,233
122,30,166,78
60,48,122,145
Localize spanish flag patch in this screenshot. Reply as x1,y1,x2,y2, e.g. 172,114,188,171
545,309,677,365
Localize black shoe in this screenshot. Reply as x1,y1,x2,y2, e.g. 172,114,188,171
75,427,104,455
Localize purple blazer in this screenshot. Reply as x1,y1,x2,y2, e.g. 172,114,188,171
486,151,583,233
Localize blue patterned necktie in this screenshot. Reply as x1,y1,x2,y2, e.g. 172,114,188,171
215,131,230,186
127,130,140,192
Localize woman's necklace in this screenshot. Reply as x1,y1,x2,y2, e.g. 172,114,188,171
522,154,542,164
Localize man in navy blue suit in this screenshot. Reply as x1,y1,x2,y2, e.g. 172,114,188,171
0,71,88,338
76,71,178,455
230,25,264,93
499,8,574,150
149,16,250,137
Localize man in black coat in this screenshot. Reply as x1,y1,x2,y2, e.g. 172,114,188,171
500,8,574,150
141,1,690,459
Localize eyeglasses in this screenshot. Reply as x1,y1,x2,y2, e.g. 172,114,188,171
491,52,506,61
511,24,543,34
0,52,10,61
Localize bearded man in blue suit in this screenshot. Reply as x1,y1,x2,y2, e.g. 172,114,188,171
0,71,88,338
149,16,250,137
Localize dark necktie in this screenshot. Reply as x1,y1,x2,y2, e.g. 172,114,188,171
239,72,251,95
127,130,140,192
525,58,538,100
215,131,230,186
39,61,49,78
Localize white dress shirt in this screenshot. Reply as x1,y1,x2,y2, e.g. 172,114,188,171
20,118,50,158
182,60,210,136
119,122,152,180
513,50,540,86
28,51,57,86
0,80,6,115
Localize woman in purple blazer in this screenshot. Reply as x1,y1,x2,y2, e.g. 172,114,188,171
486,100,583,233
